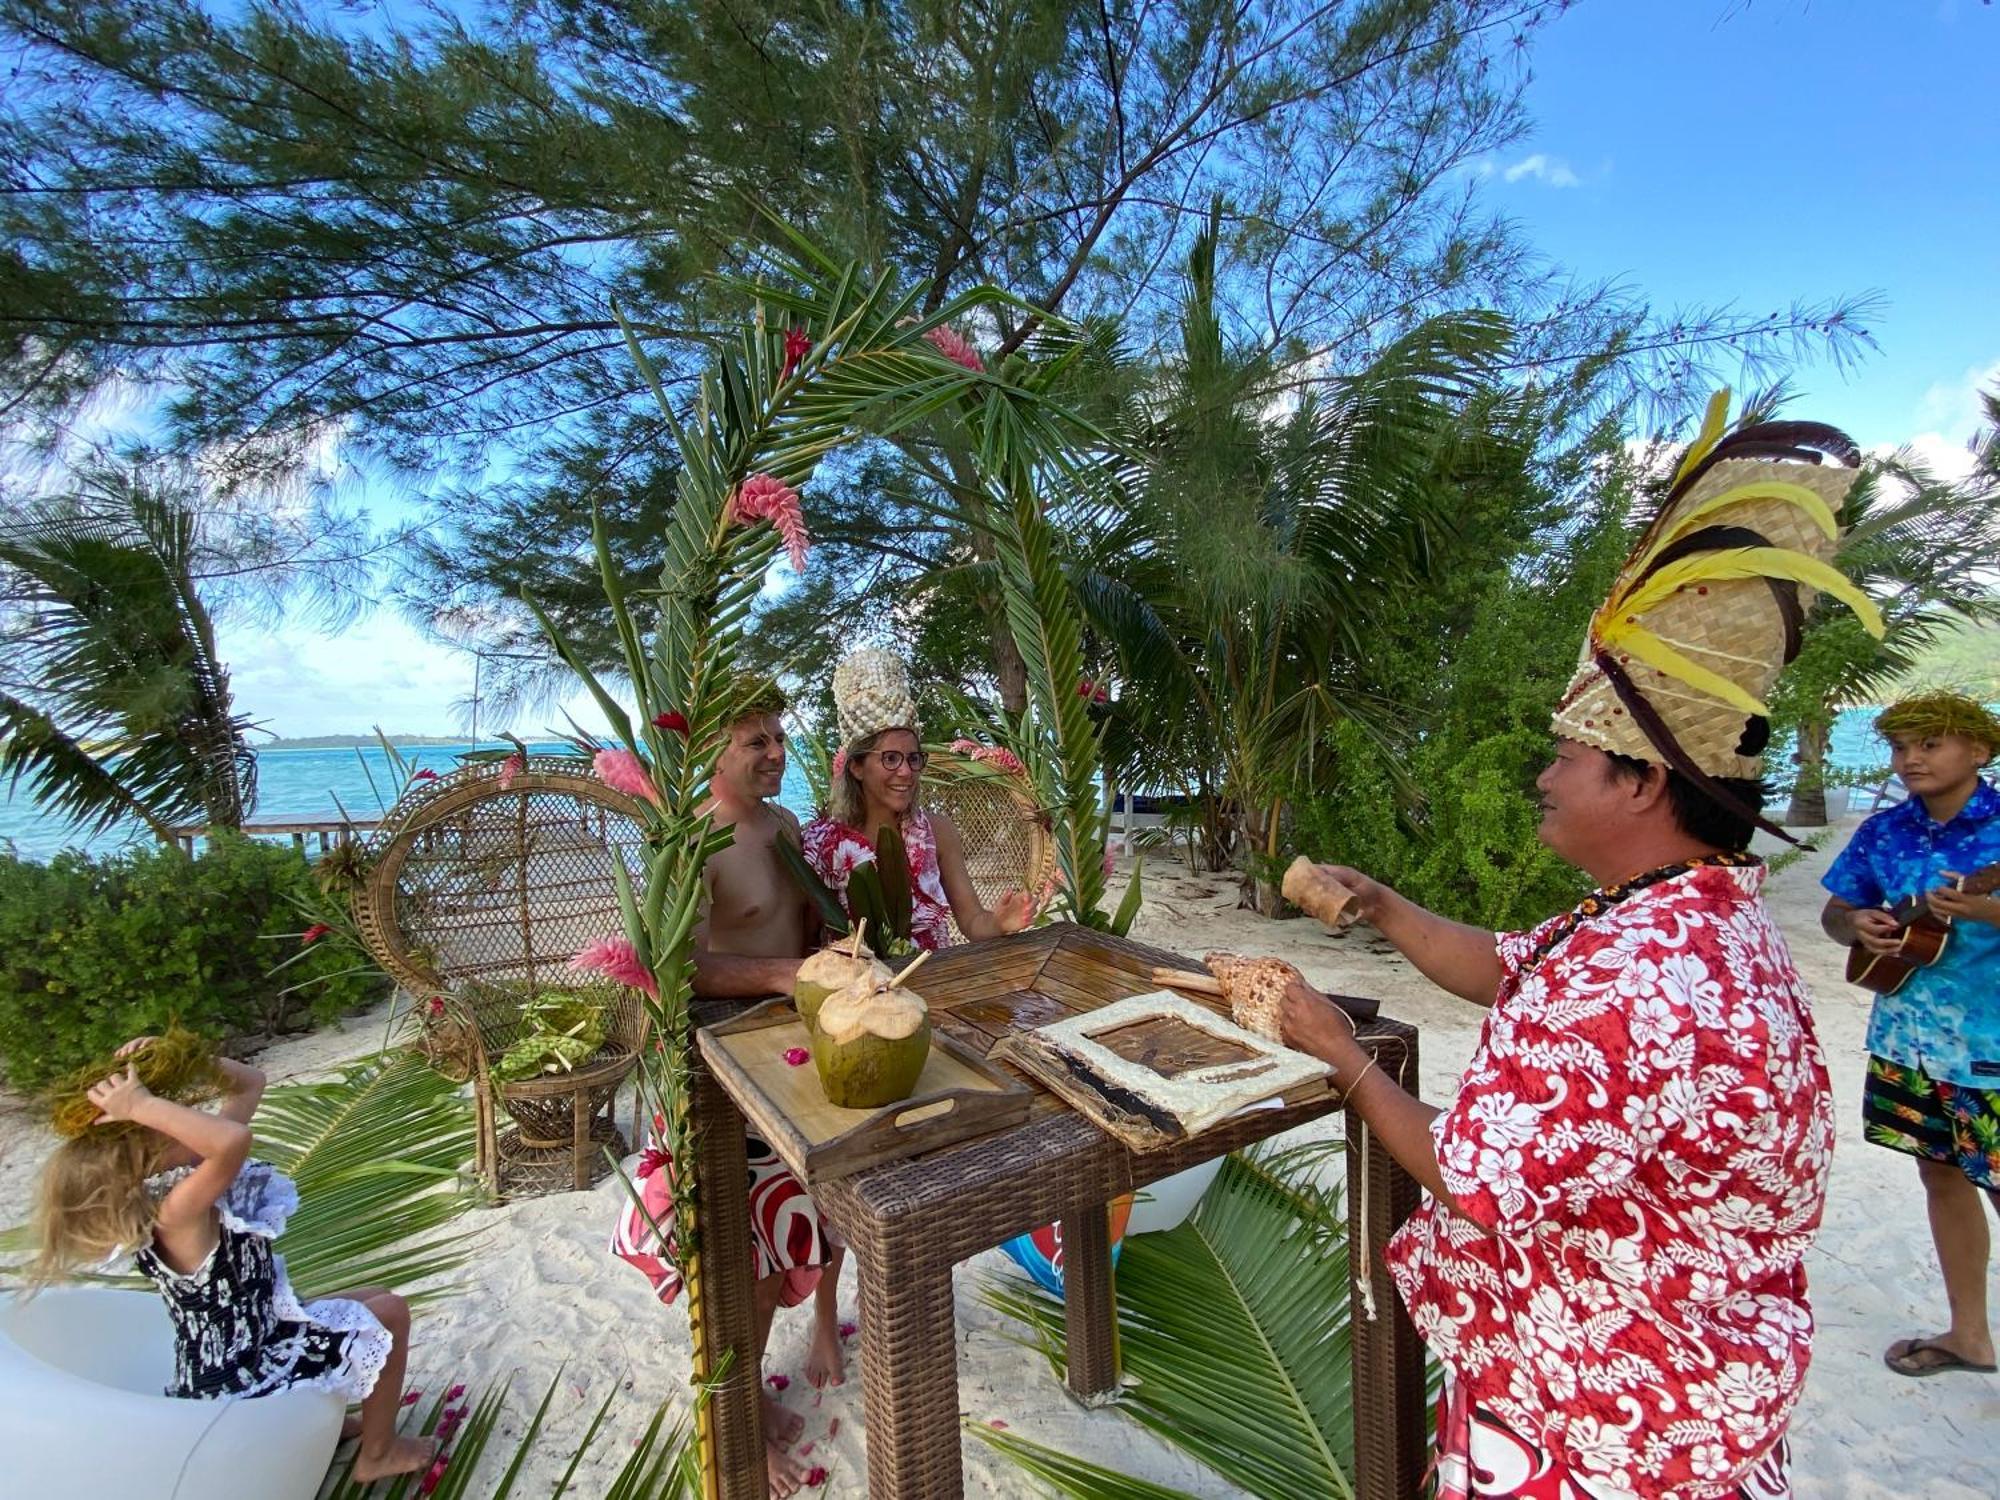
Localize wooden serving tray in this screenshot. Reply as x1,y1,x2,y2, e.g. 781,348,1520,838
698,999,1033,1185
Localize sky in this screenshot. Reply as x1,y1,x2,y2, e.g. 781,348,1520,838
192,0,2000,740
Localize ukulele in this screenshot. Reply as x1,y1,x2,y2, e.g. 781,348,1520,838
1846,859,2000,995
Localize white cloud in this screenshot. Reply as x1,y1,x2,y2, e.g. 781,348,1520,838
223,612,612,740
1500,152,1581,188
1914,357,2000,440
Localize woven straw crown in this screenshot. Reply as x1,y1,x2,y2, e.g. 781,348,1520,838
833,648,919,748
1552,393,1881,783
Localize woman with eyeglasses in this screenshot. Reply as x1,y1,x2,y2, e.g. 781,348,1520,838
801,649,1035,951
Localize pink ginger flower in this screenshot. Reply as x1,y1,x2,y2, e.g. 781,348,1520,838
972,745,1025,776
418,1453,450,1496
636,1145,670,1179
412,767,440,783
783,1047,810,1066
300,923,331,946
805,1466,829,1487
923,324,984,372
949,738,980,755
838,1320,857,1339
496,751,524,790
766,1373,790,1391
728,473,810,573
445,1383,466,1402
401,1390,422,1408
571,934,661,998
830,747,848,782
593,747,662,806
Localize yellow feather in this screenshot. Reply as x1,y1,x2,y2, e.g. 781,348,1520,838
1669,388,1732,492
1615,547,1885,636
1628,480,1842,581
1596,620,1769,715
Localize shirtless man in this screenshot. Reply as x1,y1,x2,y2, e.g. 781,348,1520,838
611,684,845,1499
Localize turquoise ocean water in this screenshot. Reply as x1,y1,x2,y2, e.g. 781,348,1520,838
0,740,817,864
0,707,1908,865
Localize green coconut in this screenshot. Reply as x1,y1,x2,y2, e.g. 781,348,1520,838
812,978,932,1109
792,946,891,1031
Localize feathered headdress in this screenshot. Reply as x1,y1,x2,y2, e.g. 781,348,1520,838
833,649,918,749
1552,391,1885,833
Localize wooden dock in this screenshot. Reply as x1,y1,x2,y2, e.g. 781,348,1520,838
166,816,380,856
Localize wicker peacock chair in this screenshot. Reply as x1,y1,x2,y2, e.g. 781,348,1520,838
350,755,651,1197
923,749,1057,939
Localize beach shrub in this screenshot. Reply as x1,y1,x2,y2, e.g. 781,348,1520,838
0,833,385,1090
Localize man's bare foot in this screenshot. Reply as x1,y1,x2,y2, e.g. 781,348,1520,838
805,1316,846,1388
340,1414,364,1441
352,1435,438,1482
762,1390,804,1447
766,1436,810,1498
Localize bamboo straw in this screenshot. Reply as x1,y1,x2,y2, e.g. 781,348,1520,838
1150,965,1225,996
888,949,932,990
847,919,868,961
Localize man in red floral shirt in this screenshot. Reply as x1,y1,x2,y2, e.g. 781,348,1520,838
1282,398,1880,1499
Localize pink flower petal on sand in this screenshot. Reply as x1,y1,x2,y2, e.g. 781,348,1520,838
797,1441,815,1457
826,1417,840,1438
988,1418,1010,1430
445,1383,466,1402
838,1320,857,1339
783,1046,810,1066
593,747,662,806
401,1390,422,1407
767,1373,790,1391
571,934,661,999
729,473,810,573
805,1467,829,1487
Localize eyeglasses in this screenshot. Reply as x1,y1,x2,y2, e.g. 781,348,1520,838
857,749,929,772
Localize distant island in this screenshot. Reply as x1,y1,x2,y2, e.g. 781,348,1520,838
259,733,496,749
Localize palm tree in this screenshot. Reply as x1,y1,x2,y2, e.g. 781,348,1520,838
1776,400,2000,826
1070,204,1506,910
0,463,254,841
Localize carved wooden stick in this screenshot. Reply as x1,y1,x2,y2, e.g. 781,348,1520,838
1150,966,1226,996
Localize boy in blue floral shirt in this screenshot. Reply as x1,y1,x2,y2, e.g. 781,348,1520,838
1821,691,2000,1378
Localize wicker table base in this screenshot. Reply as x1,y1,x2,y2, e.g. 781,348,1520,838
691,929,1426,1500
492,1119,626,1197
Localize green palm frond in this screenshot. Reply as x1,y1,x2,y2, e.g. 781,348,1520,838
256,1051,483,1301
965,1424,1201,1499
982,1147,1360,1500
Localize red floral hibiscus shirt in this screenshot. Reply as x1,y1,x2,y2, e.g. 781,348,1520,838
1387,863,1834,1500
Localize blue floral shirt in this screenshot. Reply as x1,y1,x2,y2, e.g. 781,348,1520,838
1822,778,2000,1086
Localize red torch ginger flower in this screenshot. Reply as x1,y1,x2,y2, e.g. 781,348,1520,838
593,747,662,806
636,1145,670,1179
496,752,524,790
652,710,690,736
300,923,331,946
923,324,984,372
727,473,810,574
412,767,440,783
571,934,661,999
782,326,812,377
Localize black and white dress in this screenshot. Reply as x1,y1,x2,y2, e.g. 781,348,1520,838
135,1160,392,1402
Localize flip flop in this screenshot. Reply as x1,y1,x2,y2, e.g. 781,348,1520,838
1884,1337,1998,1378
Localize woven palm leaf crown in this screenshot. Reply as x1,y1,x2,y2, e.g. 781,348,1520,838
833,648,919,749
1552,391,1885,826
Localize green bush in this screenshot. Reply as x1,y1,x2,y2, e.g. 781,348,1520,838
0,833,386,1090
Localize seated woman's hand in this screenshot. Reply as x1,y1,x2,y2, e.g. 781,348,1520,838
994,888,1035,934
115,1035,160,1059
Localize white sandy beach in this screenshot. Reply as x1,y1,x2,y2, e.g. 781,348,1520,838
3,824,1997,1498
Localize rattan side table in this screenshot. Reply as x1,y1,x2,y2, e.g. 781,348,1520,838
691,928,1426,1500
